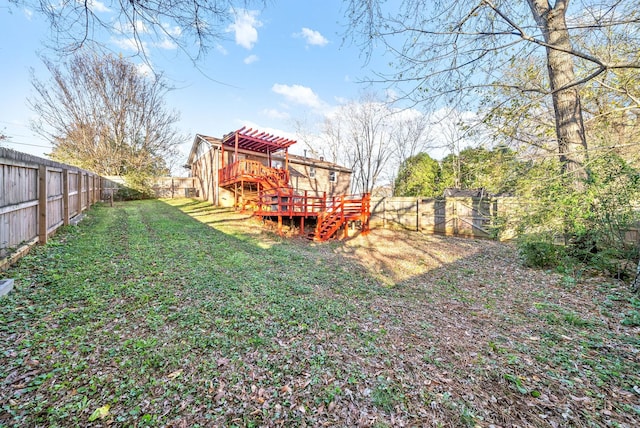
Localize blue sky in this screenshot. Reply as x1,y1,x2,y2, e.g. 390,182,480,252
0,1,397,165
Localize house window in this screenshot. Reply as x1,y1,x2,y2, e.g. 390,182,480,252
309,167,316,179
271,160,283,169
329,170,337,183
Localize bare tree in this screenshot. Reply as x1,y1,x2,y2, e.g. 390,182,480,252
320,94,396,194
387,111,431,188
29,51,184,178
313,95,431,195
9,0,265,61
432,108,479,188
345,0,640,187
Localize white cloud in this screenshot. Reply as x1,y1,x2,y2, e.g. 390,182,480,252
113,20,149,35
227,9,262,50
111,37,146,52
136,63,154,77
294,28,329,47
162,23,182,37
134,21,149,34
244,54,259,64
215,44,229,55
86,0,111,13
385,89,400,103
23,8,33,20
156,38,177,50
272,84,322,108
333,96,349,105
262,109,290,120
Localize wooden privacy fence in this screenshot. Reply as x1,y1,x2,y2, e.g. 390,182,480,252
0,148,102,268
370,196,520,239
101,176,197,199
152,177,197,198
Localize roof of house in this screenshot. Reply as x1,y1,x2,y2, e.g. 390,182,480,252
273,152,351,173
186,134,222,166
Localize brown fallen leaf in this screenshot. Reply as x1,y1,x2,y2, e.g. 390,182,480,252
167,369,183,379
281,385,292,394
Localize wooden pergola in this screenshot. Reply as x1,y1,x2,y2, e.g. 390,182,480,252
220,126,297,171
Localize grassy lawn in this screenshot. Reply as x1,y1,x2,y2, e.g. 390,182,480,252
1,198,639,427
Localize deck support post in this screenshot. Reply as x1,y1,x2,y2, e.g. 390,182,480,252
299,217,304,235
303,190,308,215
234,182,238,210
241,179,244,211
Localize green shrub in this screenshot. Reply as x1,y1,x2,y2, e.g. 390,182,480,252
517,235,566,268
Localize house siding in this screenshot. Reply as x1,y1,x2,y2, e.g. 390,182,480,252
289,163,350,197
188,135,353,206
191,145,216,204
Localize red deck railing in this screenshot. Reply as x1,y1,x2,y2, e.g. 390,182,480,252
255,190,371,241
254,189,326,217
219,159,289,188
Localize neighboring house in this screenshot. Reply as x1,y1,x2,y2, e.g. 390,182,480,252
186,129,351,207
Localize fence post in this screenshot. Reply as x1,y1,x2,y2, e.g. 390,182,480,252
63,169,70,226
89,175,93,204
91,175,95,204
416,198,420,232
96,175,100,203
86,175,90,209
88,175,92,205
38,165,48,244
77,171,83,213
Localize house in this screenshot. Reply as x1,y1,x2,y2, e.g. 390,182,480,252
185,127,369,241
186,129,351,207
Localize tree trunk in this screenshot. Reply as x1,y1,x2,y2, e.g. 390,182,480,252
527,0,589,185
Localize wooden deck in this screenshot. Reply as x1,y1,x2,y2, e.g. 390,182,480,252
219,159,370,241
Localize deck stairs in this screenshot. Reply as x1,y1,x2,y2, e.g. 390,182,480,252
313,210,345,241
311,195,370,241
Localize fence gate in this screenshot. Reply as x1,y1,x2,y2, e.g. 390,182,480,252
429,197,493,238
371,196,498,239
